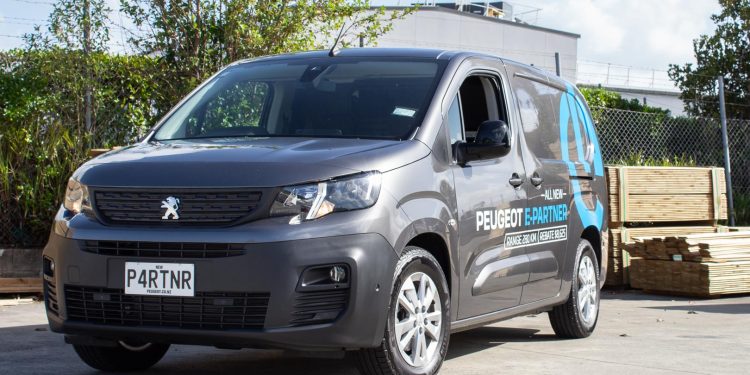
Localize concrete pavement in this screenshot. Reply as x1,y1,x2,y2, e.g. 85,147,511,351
0,291,748,375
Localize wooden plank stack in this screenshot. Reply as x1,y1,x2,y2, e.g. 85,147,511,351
604,166,728,287
630,259,750,297
607,166,727,225
628,232,750,297
628,231,750,262
606,226,720,285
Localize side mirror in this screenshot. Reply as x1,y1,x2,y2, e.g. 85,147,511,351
456,120,511,165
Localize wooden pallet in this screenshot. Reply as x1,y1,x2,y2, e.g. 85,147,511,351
0,248,43,293
0,277,42,293
88,147,122,158
606,166,727,225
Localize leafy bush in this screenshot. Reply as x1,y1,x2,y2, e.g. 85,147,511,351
613,152,697,167
580,86,670,115
733,193,750,226
0,49,170,246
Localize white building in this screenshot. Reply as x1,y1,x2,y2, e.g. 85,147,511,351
374,4,580,82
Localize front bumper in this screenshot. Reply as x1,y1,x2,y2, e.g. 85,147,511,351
43,230,397,351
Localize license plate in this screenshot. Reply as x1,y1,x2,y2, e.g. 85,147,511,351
125,262,195,297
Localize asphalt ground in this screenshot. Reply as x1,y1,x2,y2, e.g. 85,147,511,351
0,290,748,375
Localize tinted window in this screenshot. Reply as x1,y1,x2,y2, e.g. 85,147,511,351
512,75,561,159
457,75,506,141
153,59,445,141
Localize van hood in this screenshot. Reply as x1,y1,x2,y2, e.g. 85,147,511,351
75,137,431,187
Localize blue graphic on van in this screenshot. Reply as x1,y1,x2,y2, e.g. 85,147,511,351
559,84,605,230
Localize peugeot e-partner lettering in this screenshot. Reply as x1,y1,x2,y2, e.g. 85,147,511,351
43,49,608,374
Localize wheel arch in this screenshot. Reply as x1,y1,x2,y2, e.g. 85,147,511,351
405,232,452,293
580,225,602,268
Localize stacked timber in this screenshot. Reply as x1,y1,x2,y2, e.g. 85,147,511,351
606,226,720,285
628,231,750,262
604,166,728,287
628,232,750,297
607,166,727,225
629,259,750,297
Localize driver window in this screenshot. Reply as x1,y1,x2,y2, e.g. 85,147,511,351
458,76,507,142
447,74,509,160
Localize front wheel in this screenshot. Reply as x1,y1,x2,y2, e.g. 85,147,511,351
351,247,450,375
549,239,600,338
73,341,170,372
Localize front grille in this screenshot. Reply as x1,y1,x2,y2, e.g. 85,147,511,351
44,279,60,317
93,189,264,226
65,286,269,330
290,289,349,326
81,241,246,259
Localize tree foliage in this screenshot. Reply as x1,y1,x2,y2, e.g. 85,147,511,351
120,0,412,103
579,86,669,115
668,0,750,119
0,49,171,246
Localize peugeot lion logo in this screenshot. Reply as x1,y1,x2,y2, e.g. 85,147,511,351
161,196,181,220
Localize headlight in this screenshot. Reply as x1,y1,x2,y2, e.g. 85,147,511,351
63,178,90,215
270,172,381,223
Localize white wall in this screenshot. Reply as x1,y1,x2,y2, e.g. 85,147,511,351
374,7,579,82
617,91,686,116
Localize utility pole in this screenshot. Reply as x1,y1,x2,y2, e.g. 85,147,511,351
83,0,92,134
718,76,736,226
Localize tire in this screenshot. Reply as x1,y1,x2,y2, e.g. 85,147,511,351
351,247,451,375
73,341,170,372
549,239,601,339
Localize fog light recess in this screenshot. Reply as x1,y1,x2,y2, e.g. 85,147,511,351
43,257,55,278
297,264,351,291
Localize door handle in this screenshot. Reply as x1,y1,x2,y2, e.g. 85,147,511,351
509,173,524,188
530,172,543,187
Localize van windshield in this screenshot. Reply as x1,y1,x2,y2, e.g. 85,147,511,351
152,58,445,141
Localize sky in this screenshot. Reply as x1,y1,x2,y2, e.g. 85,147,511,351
503,0,720,69
0,0,722,83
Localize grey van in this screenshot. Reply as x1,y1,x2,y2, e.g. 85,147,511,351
43,48,608,375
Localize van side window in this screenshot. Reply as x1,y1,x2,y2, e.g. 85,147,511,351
512,76,561,159
570,93,593,159
458,76,507,141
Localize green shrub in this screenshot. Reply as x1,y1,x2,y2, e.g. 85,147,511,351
0,49,171,246
733,193,750,226
613,152,697,167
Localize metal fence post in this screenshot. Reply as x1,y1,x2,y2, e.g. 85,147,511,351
718,76,736,226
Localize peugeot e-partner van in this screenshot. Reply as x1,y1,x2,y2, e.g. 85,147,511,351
44,48,608,375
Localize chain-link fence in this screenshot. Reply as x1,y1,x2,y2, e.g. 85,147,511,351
591,107,750,195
